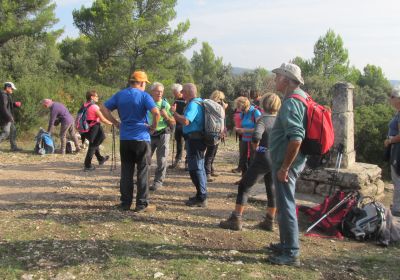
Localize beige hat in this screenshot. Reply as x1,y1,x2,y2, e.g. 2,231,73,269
272,63,304,85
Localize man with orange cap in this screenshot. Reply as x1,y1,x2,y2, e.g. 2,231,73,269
102,71,160,213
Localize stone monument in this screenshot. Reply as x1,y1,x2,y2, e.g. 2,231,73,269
296,82,385,198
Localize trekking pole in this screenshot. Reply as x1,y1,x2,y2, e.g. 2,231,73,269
110,125,117,172
171,126,175,167
329,143,344,195
306,190,357,233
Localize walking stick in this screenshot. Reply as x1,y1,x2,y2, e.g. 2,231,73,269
306,191,358,233
171,126,175,167
110,125,117,172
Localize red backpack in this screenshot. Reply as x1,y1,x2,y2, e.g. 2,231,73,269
290,93,334,156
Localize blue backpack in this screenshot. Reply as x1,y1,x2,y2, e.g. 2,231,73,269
75,102,94,134
34,128,54,155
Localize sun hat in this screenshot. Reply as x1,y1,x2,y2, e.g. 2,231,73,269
272,63,304,85
129,71,150,83
4,82,17,90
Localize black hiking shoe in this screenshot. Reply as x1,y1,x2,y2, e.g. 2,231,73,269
258,215,275,231
219,212,243,231
268,254,300,267
134,204,157,213
115,204,131,211
84,166,96,172
266,242,283,253
99,155,110,165
185,196,207,207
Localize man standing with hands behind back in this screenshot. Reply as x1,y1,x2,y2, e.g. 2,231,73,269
102,70,160,213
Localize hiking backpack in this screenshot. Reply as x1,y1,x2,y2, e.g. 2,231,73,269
195,99,225,146
75,102,94,134
341,196,386,241
290,93,334,156
34,128,54,155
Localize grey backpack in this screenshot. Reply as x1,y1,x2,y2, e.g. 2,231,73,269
196,99,225,146
341,196,386,241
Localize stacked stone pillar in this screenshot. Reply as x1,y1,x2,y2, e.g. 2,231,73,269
295,82,385,198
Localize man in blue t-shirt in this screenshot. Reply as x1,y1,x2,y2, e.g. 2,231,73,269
171,83,207,207
102,71,160,212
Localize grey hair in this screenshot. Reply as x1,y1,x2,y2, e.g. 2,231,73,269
392,87,400,98
151,82,164,91
171,83,183,93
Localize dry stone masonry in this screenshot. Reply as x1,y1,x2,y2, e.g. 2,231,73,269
297,82,385,199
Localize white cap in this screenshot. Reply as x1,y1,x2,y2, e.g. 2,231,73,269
4,82,17,90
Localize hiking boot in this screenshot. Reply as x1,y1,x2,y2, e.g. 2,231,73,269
266,242,283,253
116,203,131,211
185,196,207,207
219,212,243,231
99,155,110,165
231,167,241,173
267,254,300,267
134,204,157,213
150,182,162,191
258,215,275,231
84,165,96,172
207,174,214,182
169,160,181,169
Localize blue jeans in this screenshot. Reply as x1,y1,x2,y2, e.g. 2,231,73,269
186,138,207,201
272,162,305,257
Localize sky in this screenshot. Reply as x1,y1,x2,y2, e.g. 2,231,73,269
54,0,400,80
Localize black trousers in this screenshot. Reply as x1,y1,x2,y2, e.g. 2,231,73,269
238,140,255,174
84,124,106,168
236,150,275,207
204,143,219,175
174,125,184,161
119,140,151,208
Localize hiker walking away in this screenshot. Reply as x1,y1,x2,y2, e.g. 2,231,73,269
384,87,400,217
148,82,176,191
0,82,22,151
81,90,113,171
169,83,186,169
171,83,207,207
219,93,281,231
204,90,228,182
42,99,81,154
267,63,307,267
102,70,160,212
233,96,261,184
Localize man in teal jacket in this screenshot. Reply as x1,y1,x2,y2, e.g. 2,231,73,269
267,63,307,266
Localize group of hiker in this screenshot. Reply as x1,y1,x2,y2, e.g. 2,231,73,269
2,61,399,266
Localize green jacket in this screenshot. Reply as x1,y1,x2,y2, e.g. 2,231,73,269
269,89,307,173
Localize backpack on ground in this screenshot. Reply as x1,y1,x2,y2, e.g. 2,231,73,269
341,196,386,241
196,99,225,146
290,93,334,156
75,102,94,134
34,128,54,155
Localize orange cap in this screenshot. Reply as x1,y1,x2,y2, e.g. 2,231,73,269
130,71,150,83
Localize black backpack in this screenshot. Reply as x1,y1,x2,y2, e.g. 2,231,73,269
341,196,386,241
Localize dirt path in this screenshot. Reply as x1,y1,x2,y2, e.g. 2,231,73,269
0,140,399,279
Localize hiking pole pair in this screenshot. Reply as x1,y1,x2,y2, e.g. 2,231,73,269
306,143,345,233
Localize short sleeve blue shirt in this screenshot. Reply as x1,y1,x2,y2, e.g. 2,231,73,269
104,87,156,141
241,106,261,142
183,97,204,135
